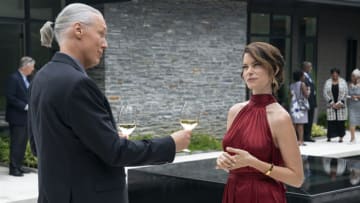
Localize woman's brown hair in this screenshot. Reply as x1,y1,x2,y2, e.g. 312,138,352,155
242,42,285,94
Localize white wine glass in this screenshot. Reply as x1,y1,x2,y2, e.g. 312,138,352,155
179,102,199,152
117,105,136,137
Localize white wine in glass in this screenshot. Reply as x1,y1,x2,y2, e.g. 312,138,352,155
117,105,136,137
179,102,200,152
180,119,198,131
118,123,136,136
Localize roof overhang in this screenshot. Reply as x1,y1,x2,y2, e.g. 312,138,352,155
298,0,360,7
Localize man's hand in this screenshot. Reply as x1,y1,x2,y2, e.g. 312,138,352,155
118,131,129,139
170,130,191,152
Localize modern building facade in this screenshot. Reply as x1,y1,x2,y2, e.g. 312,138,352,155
1,0,359,136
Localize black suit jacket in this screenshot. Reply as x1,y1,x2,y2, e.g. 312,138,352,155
28,52,176,203
304,73,317,108
5,70,28,126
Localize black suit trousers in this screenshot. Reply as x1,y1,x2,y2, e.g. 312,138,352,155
304,107,315,141
9,124,28,170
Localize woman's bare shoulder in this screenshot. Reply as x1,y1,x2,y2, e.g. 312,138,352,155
226,101,249,129
267,103,292,125
267,103,294,143
228,101,249,115
229,101,249,112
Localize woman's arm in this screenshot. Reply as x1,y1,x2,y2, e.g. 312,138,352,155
301,82,309,98
266,110,304,187
323,79,334,106
228,109,304,187
219,106,304,187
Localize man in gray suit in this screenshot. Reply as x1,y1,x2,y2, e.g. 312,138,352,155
28,3,191,203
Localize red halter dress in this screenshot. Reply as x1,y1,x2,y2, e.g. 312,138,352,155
222,94,286,203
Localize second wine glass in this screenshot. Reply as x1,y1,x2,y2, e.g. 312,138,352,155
180,102,199,131
179,102,199,153
117,105,136,137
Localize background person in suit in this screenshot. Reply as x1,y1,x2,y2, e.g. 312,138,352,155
302,61,317,142
29,3,191,203
5,56,35,176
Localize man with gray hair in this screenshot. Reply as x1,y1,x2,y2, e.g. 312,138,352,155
28,3,191,203
302,61,317,142
5,56,35,176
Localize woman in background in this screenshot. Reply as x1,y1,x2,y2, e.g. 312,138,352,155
290,70,309,146
323,68,348,142
216,42,304,203
347,69,360,143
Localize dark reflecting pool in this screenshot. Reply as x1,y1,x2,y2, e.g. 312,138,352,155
128,156,360,203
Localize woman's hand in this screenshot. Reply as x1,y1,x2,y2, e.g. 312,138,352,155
335,102,344,109
331,103,341,109
226,147,255,170
216,151,236,171
216,147,255,171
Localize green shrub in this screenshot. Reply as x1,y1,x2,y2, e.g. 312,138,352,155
188,133,222,151
0,135,10,163
24,143,37,168
0,132,223,168
346,121,360,130
311,124,327,137
345,120,349,129
129,134,154,141
130,133,222,152
317,111,327,128
0,132,37,168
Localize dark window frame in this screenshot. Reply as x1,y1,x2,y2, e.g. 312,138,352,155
298,15,318,77
248,12,293,108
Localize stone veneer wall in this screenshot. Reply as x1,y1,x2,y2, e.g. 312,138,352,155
102,0,247,137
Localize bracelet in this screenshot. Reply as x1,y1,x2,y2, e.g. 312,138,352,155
264,163,274,176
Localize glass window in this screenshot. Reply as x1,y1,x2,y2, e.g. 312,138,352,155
250,36,269,43
272,15,291,36
249,12,293,108
304,42,314,63
270,37,291,108
303,17,317,37
30,23,52,68
250,13,270,35
269,37,291,74
0,0,24,18
299,16,317,71
0,23,24,111
30,0,63,20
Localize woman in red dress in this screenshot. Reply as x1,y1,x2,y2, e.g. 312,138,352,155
216,42,304,203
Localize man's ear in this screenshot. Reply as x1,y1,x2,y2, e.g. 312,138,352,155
73,22,83,39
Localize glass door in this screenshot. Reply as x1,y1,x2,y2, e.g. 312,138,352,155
249,13,292,109
0,23,24,115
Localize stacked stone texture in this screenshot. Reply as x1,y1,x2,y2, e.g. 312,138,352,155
93,0,247,137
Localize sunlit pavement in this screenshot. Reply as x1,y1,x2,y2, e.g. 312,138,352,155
300,130,360,158
0,165,37,203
